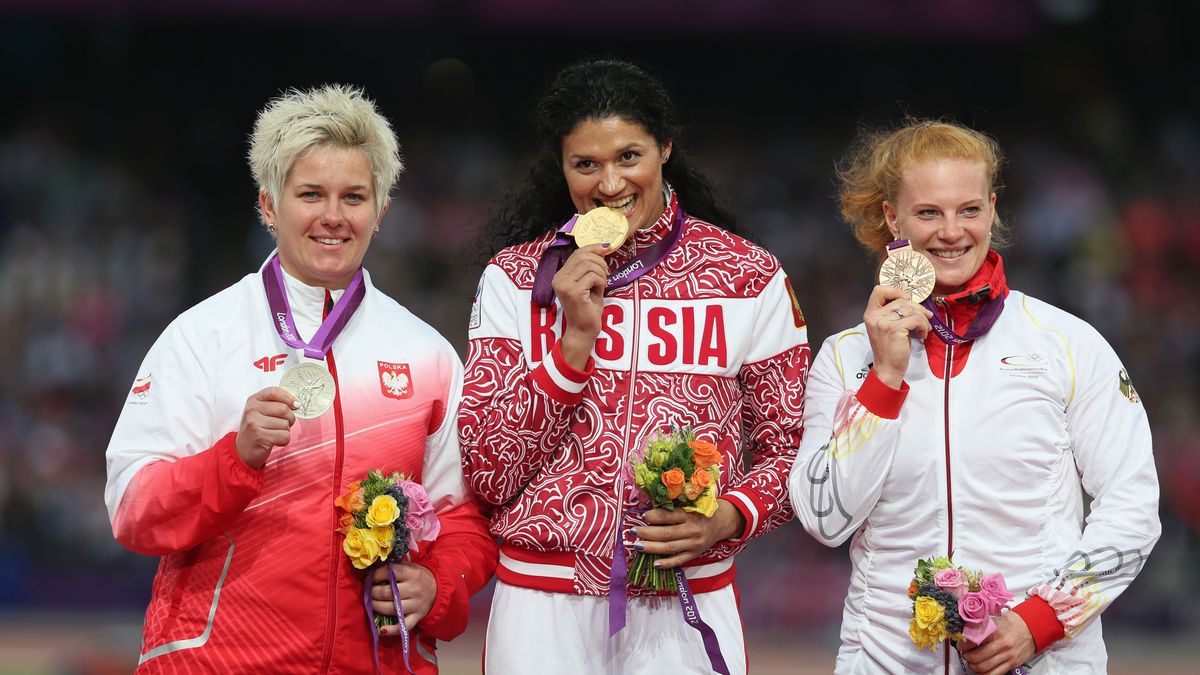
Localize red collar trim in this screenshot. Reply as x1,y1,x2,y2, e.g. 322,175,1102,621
940,250,1009,306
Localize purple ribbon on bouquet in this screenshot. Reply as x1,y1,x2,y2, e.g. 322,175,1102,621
609,520,630,636
531,199,686,308
608,518,731,675
364,564,415,675
674,568,732,675
262,252,366,358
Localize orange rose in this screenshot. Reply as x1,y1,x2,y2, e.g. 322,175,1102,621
335,482,366,513
662,468,686,500
689,441,722,470
908,580,918,599
685,467,713,500
337,512,354,534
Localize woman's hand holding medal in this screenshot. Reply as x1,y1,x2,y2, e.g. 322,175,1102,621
553,243,611,370
864,285,933,389
866,240,938,388
235,387,298,470
553,206,630,370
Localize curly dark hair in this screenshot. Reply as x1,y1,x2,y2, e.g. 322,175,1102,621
478,58,740,259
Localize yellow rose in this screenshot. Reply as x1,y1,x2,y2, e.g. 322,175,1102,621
370,524,395,561
683,490,718,518
343,527,380,570
909,618,947,651
913,596,945,629
366,494,400,527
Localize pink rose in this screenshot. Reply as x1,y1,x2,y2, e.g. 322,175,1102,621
934,568,969,599
958,591,997,644
397,481,442,553
978,572,1014,614
405,511,424,533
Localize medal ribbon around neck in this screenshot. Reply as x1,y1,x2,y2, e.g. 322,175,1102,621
531,193,685,308
261,252,366,359
921,289,1005,346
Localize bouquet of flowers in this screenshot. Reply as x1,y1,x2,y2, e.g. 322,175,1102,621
335,469,441,630
626,426,722,591
907,556,1015,651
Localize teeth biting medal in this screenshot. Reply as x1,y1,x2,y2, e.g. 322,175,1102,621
879,239,936,303
571,206,629,254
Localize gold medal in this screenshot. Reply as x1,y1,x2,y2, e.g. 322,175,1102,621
572,207,629,254
279,360,336,419
879,241,936,303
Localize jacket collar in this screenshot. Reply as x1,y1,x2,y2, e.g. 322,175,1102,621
933,250,1009,334
259,251,359,340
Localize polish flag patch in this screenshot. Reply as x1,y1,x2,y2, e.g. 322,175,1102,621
378,361,413,400
128,374,152,404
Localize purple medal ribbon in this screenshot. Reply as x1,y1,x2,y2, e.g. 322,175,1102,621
364,563,415,675
531,197,686,307
608,511,730,675
886,240,1004,345
608,518,630,636
261,253,366,358
673,568,732,675
921,289,1004,346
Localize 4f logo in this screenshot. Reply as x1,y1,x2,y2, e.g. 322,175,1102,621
254,354,288,372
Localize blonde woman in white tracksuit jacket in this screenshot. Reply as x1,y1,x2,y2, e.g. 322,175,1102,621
789,120,1159,674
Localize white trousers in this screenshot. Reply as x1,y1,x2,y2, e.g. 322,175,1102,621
484,580,747,674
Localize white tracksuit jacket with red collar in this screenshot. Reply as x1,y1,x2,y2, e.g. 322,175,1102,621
460,192,811,596
104,259,497,674
789,254,1159,673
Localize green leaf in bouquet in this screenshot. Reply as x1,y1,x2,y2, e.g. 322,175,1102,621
634,464,656,491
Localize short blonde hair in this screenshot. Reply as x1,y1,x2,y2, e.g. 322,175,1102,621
248,84,402,220
837,119,1007,257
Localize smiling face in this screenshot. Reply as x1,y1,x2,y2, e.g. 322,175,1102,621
259,145,384,289
560,116,672,236
883,158,996,297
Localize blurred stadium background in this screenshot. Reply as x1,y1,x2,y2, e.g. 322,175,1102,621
1,1,1198,673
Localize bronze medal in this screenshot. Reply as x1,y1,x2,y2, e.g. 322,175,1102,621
279,360,336,419
572,207,629,254
879,242,936,303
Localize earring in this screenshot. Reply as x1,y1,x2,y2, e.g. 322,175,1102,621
266,223,276,234
372,226,380,238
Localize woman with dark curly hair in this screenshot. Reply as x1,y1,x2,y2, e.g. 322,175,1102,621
462,59,811,673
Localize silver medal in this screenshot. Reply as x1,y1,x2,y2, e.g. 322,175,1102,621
279,361,336,419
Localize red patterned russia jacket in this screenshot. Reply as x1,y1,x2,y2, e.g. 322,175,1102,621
460,190,810,596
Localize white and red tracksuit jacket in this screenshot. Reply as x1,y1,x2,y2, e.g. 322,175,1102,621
789,253,1160,673
460,191,810,596
105,258,497,674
